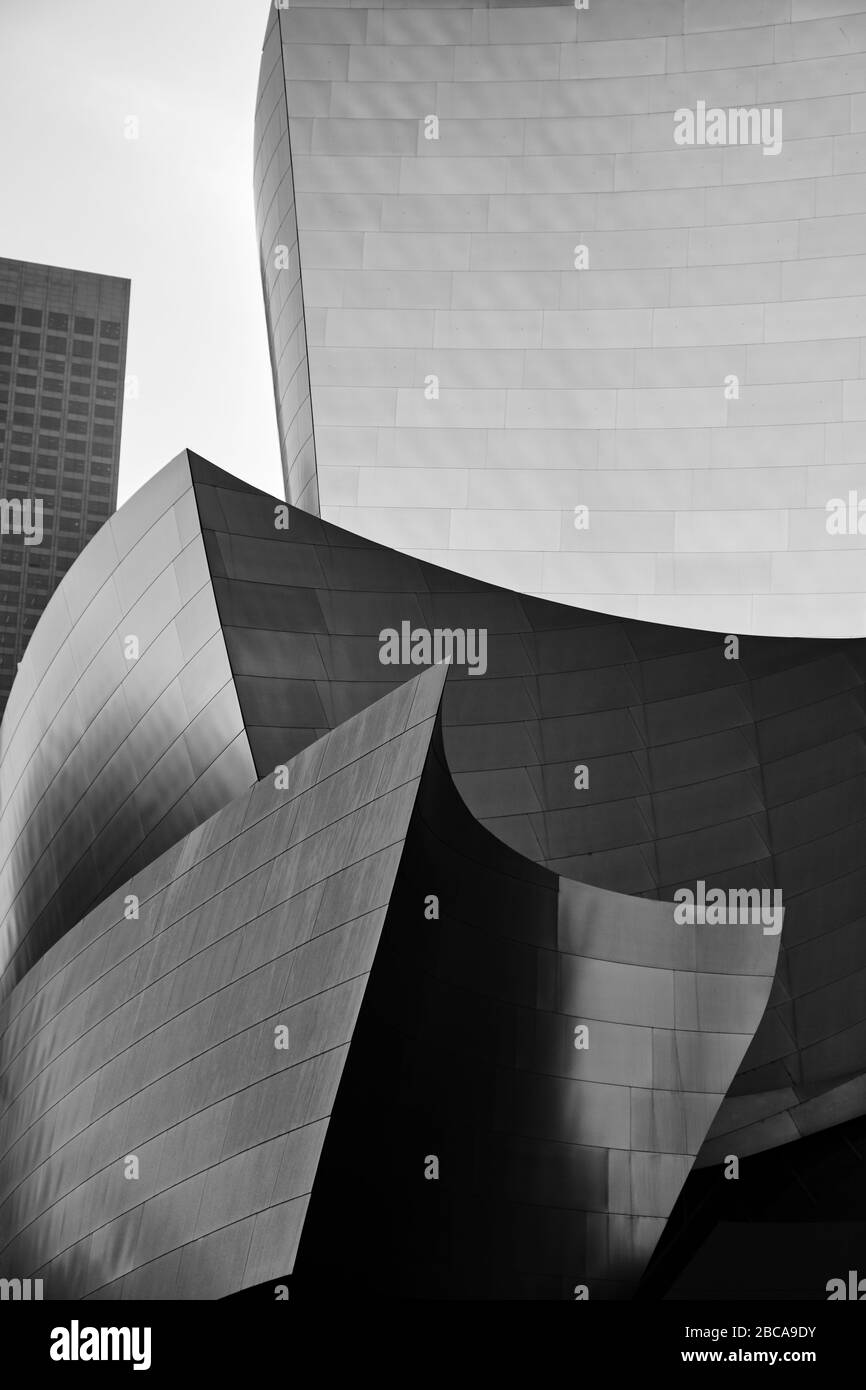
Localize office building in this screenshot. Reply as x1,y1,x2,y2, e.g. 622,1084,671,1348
0,256,129,712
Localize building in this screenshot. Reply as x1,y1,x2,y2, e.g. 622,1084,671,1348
0,257,130,714
255,0,866,638
0,449,863,1299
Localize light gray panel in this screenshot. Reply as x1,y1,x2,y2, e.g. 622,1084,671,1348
252,0,866,637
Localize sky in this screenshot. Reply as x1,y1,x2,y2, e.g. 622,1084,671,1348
0,0,283,505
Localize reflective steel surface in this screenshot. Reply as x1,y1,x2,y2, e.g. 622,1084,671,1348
0,667,445,1297
255,0,866,637
0,452,255,1000
0,449,864,1296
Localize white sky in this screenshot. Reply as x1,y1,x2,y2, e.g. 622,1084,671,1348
0,0,283,505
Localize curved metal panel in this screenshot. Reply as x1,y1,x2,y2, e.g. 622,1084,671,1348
257,0,866,637
0,451,256,1001
0,667,446,1298
292,726,777,1299
254,5,319,513
1,449,864,1299
194,460,866,1170
0,661,775,1299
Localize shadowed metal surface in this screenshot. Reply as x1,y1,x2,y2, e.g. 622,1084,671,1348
193,458,866,1162
0,661,775,1299
0,451,864,1296
291,721,776,1299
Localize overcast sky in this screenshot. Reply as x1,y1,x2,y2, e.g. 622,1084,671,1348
1,0,282,505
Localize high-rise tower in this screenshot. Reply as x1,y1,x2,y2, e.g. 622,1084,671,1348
0,257,130,712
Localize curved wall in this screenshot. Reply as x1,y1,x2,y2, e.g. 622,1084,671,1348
0,663,775,1300
0,669,444,1298
0,451,256,1002
3,451,864,1172
642,1105,866,1300
196,460,866,1166
255,5,319,513
293,724,777,1299
0,449,864,1294
257,0,866,636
